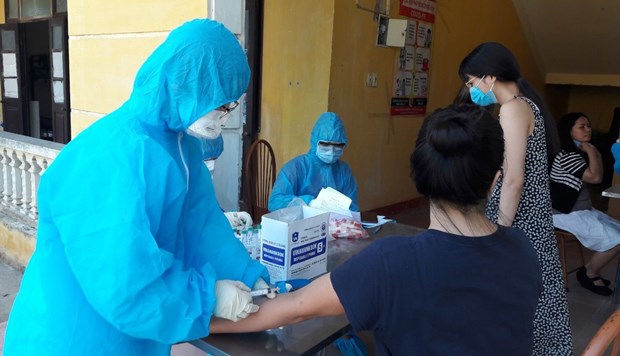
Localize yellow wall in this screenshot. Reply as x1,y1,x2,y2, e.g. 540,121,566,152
270,0,545,210
67,0,209,138
565,86,620,132
0,224,34,268
260,1,335,169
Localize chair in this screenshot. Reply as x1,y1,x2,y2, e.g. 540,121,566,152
582,308,620,356
555,228,586,291
244,139,276,223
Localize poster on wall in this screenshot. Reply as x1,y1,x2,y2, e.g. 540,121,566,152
391,0,435,116
399,0,437,23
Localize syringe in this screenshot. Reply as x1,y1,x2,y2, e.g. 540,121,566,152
250,287,279,297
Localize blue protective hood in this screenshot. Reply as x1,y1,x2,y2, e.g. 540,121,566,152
308,112,348,153
201,135,224,160
126,19,250,133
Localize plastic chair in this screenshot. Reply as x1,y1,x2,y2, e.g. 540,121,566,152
244,139,276,223
582,308,620,356
555,228,586,291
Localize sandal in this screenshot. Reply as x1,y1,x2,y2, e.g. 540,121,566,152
577,266,611,286
577,267,613,296
601,276,612,287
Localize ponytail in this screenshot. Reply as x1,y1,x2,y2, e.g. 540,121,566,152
516,77,560,158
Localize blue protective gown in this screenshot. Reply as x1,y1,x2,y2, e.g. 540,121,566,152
268,112,359,212
613,142,620,175
4,19,268,356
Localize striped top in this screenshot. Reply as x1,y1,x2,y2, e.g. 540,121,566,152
550,150,588,213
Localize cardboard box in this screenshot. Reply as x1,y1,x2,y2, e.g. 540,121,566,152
260,206,330,282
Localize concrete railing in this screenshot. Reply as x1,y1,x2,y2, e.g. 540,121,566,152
0,131,64,227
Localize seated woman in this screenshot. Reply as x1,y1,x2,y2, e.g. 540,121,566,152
268,112,359,212
550,112,620,296
210,105,542,355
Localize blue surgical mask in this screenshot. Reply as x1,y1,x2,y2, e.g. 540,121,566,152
573,139,582,148
316,145,343,164
468,76,498,106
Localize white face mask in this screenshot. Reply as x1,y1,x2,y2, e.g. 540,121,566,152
186,110,231,139
316,144,344,164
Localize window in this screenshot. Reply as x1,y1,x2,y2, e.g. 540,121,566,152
7,0,18,19
22,0,51,18
5,0,66,21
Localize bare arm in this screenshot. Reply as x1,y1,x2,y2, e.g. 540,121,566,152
210,273,345,333
579,142,603,184
496,101,531,226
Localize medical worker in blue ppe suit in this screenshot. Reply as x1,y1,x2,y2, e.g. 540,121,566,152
4,19,270,356
268,112,359,212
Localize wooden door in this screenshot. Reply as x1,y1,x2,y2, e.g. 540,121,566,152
49,17,70,143
0,23,26,135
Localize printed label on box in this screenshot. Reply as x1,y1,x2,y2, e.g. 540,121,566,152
291,238,326,266
262,244,286,266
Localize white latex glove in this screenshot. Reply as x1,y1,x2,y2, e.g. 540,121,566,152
214,280,259,322
224,211,253,230
253,277,277,299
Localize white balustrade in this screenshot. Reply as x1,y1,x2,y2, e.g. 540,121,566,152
0,131,64,226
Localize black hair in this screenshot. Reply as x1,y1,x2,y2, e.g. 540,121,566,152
557,112,588,153
452,86,473,106
410,105,504,208
458,42,560,158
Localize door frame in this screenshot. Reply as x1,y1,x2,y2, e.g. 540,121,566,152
48,15,70,143
240,0,264,212
0,3,70,143
0,23,27,135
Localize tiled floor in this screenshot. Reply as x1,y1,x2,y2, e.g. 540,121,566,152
389,205,619,354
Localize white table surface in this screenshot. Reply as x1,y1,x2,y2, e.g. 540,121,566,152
602,185,620,199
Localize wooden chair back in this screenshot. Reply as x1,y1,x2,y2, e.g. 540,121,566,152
244,139,276,223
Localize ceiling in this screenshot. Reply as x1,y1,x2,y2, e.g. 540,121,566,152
512,0,620,87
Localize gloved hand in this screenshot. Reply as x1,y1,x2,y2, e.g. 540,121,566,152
214,280,259,322
224,211,253,230
253,277,277,299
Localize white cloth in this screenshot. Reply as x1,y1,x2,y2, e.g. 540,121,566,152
553,208,620,252
213,280,259,322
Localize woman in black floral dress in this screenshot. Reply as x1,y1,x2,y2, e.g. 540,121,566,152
459,42,572,355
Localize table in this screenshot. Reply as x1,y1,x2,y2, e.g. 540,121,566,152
190,222,424,355
602,185,620,198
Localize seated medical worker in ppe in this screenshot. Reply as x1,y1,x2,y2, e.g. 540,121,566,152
268,112,359,212
4,19,271,356
201,135,253,230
